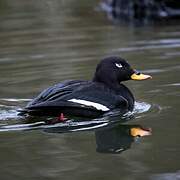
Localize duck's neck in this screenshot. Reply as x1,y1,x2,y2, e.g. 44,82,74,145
93,76,121,92
93,75,134,111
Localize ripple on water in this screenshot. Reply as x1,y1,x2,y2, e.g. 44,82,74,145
122,101,151,116
0,98,31,121
151,171,180,180
0,98,31,102
134,101,151,114
0,99,153,132
0,109,19,121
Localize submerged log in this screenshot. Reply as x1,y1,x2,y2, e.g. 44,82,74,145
102,0,180,21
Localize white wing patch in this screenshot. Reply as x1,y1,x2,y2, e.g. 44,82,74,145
115,63,123,68
68,99,110,111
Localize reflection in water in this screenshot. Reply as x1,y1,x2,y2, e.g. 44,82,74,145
44,121,152,154
95,123,151,153
0,111,152,154
0,98,152,154
0,97,153,155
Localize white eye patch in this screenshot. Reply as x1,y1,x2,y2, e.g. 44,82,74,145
115,63,123,68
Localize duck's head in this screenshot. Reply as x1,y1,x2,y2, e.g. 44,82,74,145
93,56,152,86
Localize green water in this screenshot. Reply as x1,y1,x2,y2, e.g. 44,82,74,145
0,1,180,179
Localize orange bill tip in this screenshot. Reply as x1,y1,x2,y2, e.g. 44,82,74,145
131,73,152,80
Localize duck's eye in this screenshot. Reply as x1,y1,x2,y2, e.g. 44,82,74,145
115,63,123,68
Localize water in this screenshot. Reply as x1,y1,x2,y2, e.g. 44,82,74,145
0,1,180,179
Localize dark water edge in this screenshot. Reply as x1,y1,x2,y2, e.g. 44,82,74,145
0,1,180,180
100,0,180,24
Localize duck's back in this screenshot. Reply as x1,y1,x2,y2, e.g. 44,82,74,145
27,80,86,107
21,80,129,118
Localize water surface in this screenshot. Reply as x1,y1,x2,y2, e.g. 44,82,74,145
0,1,180,180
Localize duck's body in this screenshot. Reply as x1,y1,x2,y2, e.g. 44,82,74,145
23,80,133,118
20,57,151,118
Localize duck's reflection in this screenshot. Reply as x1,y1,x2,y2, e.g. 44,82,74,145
95,123,151,153
42,119,152,154
0,115,152,154
24,116,152,154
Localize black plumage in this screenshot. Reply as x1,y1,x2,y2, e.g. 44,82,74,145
20,56,151,118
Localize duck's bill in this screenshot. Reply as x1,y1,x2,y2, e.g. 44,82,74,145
131,73,152,80
130,127,152,137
